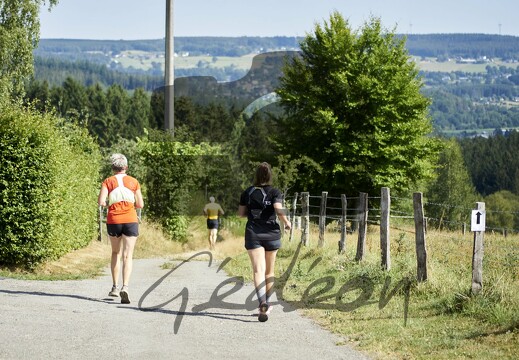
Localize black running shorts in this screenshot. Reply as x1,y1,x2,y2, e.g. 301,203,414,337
207,219,219,229
107,223,139,237
245,238,281,251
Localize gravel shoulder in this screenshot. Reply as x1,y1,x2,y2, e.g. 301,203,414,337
0,256,372,360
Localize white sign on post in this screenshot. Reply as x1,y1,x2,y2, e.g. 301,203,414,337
471,210,486,232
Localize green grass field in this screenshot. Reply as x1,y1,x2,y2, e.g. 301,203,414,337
113,51,514,75
412,57,510,73
114,50,255,71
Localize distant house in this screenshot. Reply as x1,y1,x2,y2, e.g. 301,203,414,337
456,57,477,64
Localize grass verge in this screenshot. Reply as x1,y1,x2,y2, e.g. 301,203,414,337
221,223,519,360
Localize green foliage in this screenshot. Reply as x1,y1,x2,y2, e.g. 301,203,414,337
32,57,163,90
25,78,154,148
425,138,478,230
275,12,441,196
484,190,519,230
138,135,223,241
459,130,519,196
271,154,321,198
0,0,58,100
0,103,100,268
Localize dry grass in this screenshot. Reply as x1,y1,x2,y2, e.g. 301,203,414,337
14,217,247,280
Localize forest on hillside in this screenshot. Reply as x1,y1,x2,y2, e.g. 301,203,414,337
35,34,519,60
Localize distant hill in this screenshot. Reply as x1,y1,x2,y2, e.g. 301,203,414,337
405,34,519,59
35,34,519,61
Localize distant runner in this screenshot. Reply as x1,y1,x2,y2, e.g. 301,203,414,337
203,196,224,250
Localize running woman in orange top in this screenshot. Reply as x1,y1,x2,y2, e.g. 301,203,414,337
98,153,144,304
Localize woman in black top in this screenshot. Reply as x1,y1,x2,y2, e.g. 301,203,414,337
238,162,291,322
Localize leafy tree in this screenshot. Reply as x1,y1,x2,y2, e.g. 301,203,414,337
485,190,519,231
24,79,51,111
105,84,129,146
459,131,519,196
138,136,222,241
150,89,164,129
126,88,151,139
425,138,478,230
60,77,89,125
275,12,441,196
0,0,58,101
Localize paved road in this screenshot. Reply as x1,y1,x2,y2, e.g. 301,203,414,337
0,255,372,360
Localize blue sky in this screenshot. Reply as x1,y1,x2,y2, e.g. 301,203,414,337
39,0,519,40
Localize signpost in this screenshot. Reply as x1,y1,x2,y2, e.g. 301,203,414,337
471,209,486,232
471,202,485,295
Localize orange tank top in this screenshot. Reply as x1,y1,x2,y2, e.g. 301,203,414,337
102,174,140,224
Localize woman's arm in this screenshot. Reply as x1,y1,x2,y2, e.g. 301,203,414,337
238,205,248,218
98,186,108,207
134,189,144,209
274,202,291,230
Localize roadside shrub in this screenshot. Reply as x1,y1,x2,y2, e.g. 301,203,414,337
0,104,100,268
138,135,221,241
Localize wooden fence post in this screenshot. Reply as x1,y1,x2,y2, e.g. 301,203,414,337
289,192,298,242
471,202,485,295
355,192,368,262
380,187,391,271
413,192,428,282
301,192,310,246
318,191,328,248
338,194,347,254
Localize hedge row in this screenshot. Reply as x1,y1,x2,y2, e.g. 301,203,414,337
0,104,101,268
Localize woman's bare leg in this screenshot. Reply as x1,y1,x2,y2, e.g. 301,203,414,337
265,249,278,303
121,235,137,286
109,236,122,286
247,247,267,304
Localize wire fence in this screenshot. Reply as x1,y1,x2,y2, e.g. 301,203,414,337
283,189,518,287
285,192,519,235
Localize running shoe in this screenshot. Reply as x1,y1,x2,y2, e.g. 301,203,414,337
108,285,119,297
258,302,269,322
266,305,273,315
120,286,130,304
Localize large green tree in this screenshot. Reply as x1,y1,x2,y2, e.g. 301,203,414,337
0,0,58,100
275,12,440,196
425,138,478,230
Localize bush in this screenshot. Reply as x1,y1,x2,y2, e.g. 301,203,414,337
0,104,101,268
138,135,221,241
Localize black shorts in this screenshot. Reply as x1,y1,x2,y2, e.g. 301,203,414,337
207,219,219,229
245,238,281,251
107,223,139,237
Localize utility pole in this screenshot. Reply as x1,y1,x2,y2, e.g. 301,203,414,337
164,0,174,133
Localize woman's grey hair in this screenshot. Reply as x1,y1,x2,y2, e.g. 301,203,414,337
110,153,128,171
